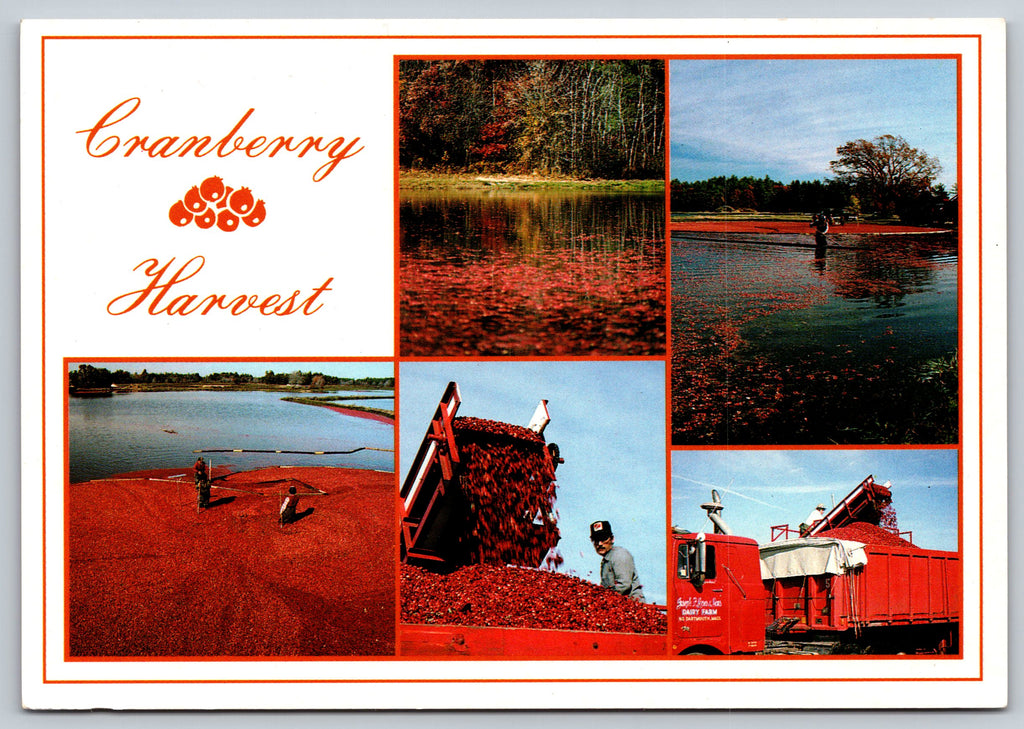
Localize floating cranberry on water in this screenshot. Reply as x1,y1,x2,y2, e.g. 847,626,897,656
228,187,255,216
242,199,266,227
199,175,225,203
168,200,193,227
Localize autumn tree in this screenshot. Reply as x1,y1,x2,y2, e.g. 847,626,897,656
829,135,941,216
399,60,664,179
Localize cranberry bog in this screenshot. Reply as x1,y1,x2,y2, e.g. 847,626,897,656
670,227,958,444
400,189,665,356
68,466,395,657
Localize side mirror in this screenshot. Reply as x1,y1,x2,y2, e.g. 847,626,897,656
692,540,706,588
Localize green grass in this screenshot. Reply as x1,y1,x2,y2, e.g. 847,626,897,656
400,170,664,192
280,396,395,420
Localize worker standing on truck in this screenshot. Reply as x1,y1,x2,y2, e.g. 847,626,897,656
799,504,827,536
194,456,211,510
590,520,645,602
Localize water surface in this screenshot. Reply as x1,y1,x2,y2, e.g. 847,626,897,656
671,232,958,444
400,189,665,356
69,390,395,482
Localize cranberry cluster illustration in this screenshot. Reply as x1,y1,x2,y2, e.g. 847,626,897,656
169,176,266,231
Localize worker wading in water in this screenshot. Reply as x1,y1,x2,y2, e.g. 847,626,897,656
279,485,300,526
590,520,645,601
194,456,211,510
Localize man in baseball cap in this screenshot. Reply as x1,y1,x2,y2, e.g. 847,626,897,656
590,520,644,601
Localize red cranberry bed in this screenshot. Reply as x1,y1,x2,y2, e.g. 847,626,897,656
816,521,918,549
68,466,395,657
401,563,666,634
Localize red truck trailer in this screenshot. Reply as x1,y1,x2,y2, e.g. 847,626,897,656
672,482,961,655
760,538,960,653
400,624,667,657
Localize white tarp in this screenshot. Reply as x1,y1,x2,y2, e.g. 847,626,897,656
758,538,868,580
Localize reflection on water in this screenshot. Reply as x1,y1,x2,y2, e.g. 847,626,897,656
69,390,395,482
400,189,666,356
671,232,958,444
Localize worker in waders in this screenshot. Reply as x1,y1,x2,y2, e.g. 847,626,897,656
811,211,830,249
279,485,300,526
590,520,645,602
194,456,211,510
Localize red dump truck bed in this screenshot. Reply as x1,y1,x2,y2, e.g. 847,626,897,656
762,541,961,634
852,546,961,627
399,624,668,657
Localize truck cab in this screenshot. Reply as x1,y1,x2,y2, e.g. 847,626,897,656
671,530,767,655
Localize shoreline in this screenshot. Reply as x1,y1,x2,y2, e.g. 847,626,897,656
281,395,395,422
400,170,664,192
319,403,395,424
73,463,392,486
670,220,950,235
94,384,394,395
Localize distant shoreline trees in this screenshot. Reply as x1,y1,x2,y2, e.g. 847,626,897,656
68,364,393,391
399,59,665,179
670,175,854,216
672,135,955,226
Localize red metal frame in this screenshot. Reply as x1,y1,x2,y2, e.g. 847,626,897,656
400,381,463,564
807,475,892,536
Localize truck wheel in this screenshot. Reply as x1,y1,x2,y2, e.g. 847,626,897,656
679,646,722,656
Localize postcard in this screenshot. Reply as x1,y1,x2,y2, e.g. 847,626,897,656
20,18,1006,710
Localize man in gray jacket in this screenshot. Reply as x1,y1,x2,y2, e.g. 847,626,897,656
590,520,645,602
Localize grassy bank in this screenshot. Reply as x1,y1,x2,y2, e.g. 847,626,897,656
400,170,664,192
281,396,395,420
672,210,814,223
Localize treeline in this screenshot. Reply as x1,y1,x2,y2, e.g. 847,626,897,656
400,59,664,179
671,175,955,225
68,364,393,390
671,176,851,214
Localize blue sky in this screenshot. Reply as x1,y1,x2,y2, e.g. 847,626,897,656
68,361,394,379
671,449,959,553
399,361,668,605
669,59,958,190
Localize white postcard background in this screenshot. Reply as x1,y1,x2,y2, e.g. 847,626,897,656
21,18,1007,710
